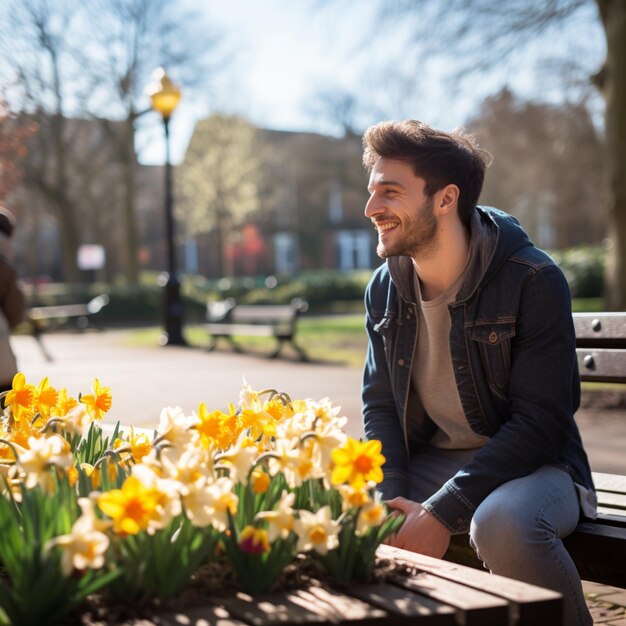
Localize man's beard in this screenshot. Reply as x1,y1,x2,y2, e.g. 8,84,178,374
376,196,438,259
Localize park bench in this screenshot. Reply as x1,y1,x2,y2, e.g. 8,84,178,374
446,311,626,588
205,297,309,360
27,294,110,361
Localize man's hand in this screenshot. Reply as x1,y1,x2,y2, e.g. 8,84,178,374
385,497,451,558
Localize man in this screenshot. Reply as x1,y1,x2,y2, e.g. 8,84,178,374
361,120,595,626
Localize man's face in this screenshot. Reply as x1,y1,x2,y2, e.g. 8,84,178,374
365,158,438,259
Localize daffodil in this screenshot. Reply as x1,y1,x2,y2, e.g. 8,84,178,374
194,404,233,450
33,377,59,420
17,434,72,489
250,467,270,494
201,476,238,532
356,500,387,535
216,433,259,484
46,498,110,576
156,406,194,452
256,491,295,542
115,425,152,462
239,526,270,554
4,373,36,423
51,388,78,418
331,438,385,490
336,483,371,511
293,506,340,555
97,475,164,535
80,379,112,421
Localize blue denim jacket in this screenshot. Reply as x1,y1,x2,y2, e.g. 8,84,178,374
362,206,595,533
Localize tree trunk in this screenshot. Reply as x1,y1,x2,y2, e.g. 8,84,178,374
598,0,626,310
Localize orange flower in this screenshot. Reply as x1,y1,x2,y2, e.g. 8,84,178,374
4,373,36,422
80,379,112,421
33,377,59,420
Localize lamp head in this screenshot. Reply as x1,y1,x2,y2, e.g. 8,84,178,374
145,68,181,120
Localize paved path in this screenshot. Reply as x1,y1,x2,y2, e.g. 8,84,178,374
9,330,626,624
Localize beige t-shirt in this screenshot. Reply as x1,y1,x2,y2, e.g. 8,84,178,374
411,270,489,450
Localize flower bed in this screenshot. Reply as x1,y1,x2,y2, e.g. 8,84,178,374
0,374,403,626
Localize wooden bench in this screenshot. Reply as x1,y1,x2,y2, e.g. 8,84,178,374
446,311,626,588
205,297,309,360
27,294,110,361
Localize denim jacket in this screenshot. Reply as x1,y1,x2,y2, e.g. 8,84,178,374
362,206,595,534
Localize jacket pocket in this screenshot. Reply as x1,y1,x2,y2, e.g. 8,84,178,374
470,322,515,397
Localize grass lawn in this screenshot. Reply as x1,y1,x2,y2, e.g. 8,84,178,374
125,313,369,368
124,297,605,368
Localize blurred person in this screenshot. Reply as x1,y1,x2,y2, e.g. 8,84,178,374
361,120,594,626
0,205,25,394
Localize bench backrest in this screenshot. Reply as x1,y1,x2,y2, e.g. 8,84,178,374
207,298,308,325
574,312,626,384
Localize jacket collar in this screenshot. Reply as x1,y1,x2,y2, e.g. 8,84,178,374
386,206,532,305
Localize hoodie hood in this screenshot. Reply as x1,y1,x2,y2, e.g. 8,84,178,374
387,206,534,305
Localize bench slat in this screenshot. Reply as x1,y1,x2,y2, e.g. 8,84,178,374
593,472,626,493
574,313,626,348
577,348,626,383
205,323,291,338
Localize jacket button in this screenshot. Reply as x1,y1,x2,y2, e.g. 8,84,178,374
489,331,498,343
397,359,405,366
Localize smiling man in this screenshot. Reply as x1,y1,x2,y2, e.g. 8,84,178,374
361,120,596,626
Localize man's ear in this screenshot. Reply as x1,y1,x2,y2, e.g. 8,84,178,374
436,184,460,216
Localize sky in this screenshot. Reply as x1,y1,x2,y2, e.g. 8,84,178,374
138,0,485,165
137,0,605,166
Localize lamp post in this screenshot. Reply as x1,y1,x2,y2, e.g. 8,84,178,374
145,68,186,346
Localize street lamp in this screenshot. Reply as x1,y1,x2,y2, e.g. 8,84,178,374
145,68,186,346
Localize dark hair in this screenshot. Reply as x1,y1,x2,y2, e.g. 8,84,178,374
362,120,492,228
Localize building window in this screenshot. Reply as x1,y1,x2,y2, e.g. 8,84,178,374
337,230,371,270
328,179,343,223
274,232,299,274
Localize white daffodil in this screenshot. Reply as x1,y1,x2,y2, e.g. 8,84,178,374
356,500,387,535
217,433,259,485
156,406,194,452
294,506,340,555
238,378,262,411
46,498,110,576
18,435,72,489
256,490,296,542
199,476,238,532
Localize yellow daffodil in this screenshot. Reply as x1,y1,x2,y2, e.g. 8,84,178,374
336,483,371,511
194,404,233,450
33,377,59,420
115,425,152,462
239,526,270,554
81,463,102,489
51,388,78,418
256,491,295,542
46,498,110,575
4,373,36,423
250,467,270,494
294,506,340,555
97,475,163,535
330,438,385,490
80,379,112,421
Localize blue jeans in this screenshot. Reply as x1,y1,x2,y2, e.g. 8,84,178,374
409,449,592,626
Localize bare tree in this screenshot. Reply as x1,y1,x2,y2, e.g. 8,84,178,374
366,0,625,308
0,0,225,283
